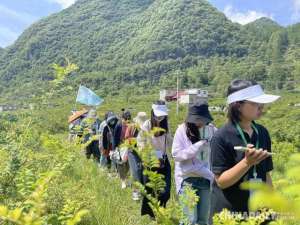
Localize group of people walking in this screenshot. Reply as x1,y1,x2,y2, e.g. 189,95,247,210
68,79,280,225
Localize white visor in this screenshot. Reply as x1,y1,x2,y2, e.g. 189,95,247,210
152,104,168,117
227,85,280,105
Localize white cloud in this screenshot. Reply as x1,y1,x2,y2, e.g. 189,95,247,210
48,0,76,9
0,25,19,47
0,4,38,47
292,0,300,22
0,4,36,25
224,5,273,25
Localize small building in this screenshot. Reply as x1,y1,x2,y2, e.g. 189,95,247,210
160,89,208,104
179,94,208,105
179,89,208,105
186,89,208,97
160,89,177,102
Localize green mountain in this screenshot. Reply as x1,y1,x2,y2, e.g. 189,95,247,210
246,17,281,31
244,17,282,41
0,0,300,98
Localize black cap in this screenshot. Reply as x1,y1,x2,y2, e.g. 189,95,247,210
186,103,213,125
106,112,117,122
122,110,131,120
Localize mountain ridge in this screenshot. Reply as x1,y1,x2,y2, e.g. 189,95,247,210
0,0,299,97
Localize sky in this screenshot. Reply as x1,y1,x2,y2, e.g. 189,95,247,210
0,0,300,48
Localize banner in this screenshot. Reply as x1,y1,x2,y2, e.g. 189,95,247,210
76,85,103,106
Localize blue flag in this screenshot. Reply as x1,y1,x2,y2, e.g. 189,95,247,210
76,85,103,106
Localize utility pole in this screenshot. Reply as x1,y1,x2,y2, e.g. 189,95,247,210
176,70,179,116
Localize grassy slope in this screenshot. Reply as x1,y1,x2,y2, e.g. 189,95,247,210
3,91,298,225
74,91,300,224
68,153,153,225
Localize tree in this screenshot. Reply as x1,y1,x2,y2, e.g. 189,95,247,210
267,63,287,90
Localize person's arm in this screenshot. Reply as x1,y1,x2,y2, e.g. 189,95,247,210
215,145,269,189
137,120,151,149
172,127,207,162
215,158,251,189
136,130,145,149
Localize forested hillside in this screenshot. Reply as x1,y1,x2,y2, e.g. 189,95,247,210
0,1,300,224
0,0,300,99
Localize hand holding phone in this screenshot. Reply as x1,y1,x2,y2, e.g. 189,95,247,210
234,146,275,155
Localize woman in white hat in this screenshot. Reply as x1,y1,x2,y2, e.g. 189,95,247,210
139,100,173,218
209,79,280,223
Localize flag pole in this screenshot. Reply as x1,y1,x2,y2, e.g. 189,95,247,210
73,84,81,111
176,71,179,116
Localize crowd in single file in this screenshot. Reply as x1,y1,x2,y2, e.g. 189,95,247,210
68,79,280,225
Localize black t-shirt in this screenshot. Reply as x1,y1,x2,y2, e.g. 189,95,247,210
210,121,273,217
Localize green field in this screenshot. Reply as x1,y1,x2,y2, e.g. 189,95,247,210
0,90,299,225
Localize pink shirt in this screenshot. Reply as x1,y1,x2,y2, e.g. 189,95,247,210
172,123,217,193
120,122,128,141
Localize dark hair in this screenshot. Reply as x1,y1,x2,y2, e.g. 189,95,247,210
185,122,200,144
227,79,257,123
122,110,131,121
107,117,118,128
104,111,113,120
150,100,168,137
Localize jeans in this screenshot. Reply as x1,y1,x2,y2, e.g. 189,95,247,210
100,152,117,173
99,154,107,167
179,177,211,225
127,150,143,183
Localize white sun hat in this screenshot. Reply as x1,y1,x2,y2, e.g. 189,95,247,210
133,112,147,127
227,84,280,105
152,104,168,117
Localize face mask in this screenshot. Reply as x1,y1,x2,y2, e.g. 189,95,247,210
108,119,116,127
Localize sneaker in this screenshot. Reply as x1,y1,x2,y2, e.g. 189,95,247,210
132,191,140,201
121,181,127,189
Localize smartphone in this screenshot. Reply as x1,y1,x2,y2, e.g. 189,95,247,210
234,146,248,152
234,146,275,155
